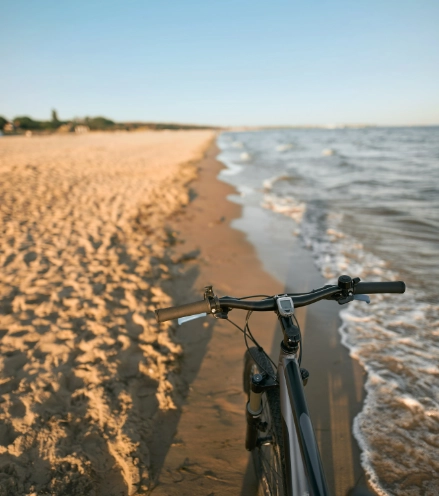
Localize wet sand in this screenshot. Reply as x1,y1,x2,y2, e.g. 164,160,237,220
152,143,370,495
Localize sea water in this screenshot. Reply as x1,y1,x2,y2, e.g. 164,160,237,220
217,127,439,495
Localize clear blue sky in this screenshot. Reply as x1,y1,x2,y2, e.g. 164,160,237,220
1,0,438,126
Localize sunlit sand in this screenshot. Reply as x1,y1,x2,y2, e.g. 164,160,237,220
0,130,213,494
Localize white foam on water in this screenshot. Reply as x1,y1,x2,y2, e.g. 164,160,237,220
240,151,251,161
231,140,244,149
261,194,306,223
321,148,336,156
236,184,254,197
300,210,439,495
219,161,243,176
262,174,293,192
276,143,295,152
265,187,439,494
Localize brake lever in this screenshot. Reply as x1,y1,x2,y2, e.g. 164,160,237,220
336,294,371,305
353,294,370,304
334,275,371,305
178,313,207,325
337,295,354,305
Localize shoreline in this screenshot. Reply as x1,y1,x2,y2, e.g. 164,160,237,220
153,137,370,494
216,134,372,492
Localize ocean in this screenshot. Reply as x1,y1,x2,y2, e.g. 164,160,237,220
217,127,439,495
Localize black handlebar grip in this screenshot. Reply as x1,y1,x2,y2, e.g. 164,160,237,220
354,281,406,294
155,299,212,323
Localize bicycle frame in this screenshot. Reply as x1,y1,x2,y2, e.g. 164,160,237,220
247,314,329,495
278,344,329,496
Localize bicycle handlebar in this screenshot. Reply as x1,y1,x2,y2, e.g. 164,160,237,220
353,281,405,294
155,280,406,323
155,299,211,323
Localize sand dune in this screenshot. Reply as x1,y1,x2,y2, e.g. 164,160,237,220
0,130,213,495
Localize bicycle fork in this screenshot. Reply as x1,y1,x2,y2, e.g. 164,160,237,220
245,315,306,452
245,369,278,451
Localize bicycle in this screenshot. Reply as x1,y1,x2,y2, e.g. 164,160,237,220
155,275,406,495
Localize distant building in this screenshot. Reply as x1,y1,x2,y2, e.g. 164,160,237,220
3,123,14,132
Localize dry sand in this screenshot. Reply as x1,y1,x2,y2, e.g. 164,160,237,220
0,130,214,495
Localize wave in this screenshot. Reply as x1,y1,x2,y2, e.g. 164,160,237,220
276,143,295,152
300,208,439,495
322,148,336,156
262,174,293,192
262,183,439,494
218,159,244,177
261,194,306,224
231,140,244,149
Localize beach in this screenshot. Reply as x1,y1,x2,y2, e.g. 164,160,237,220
0,130,392,495
2,0,438,492
0,130,215,494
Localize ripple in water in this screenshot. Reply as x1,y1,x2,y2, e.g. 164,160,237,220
217,127,439,494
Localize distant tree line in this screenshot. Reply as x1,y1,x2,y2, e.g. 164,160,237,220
0,110,218,134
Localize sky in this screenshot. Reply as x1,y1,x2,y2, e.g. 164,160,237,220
1,0,439,127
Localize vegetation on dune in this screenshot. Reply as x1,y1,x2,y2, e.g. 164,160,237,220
0,110,218,135
84,116,115,130
12,116,61,131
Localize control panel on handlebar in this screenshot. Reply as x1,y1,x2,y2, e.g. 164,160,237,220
276,296,295,317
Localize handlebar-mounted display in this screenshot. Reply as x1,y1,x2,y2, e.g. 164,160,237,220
276,296,295,317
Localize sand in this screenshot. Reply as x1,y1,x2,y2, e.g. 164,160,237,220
0,130,214,495
0,131,368,496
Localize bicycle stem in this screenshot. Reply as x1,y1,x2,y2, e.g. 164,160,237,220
279,315,301,350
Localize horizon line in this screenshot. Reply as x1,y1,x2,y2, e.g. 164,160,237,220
2,113,438,130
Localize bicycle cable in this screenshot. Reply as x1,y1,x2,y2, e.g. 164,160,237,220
245,309,302,374
244,310,278,381
245,311,277,370
226,294,303,379
238,294,272,300
225,313,277,381
225,316,258,347
292,313,302,366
